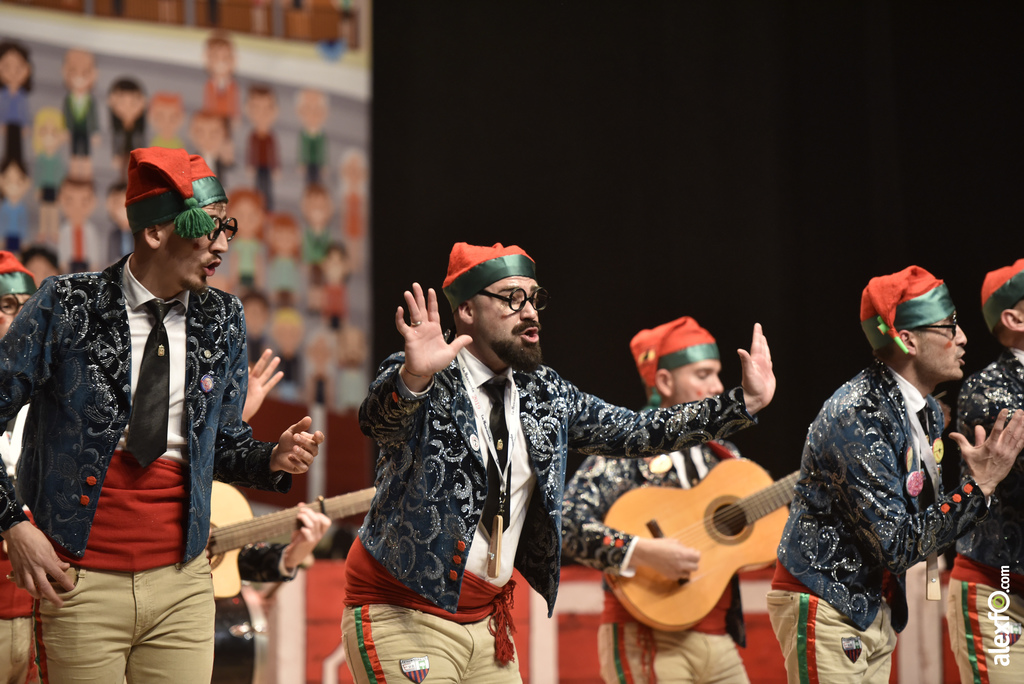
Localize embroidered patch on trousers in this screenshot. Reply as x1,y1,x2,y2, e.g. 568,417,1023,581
1006,622,1022,647
842,636,862,663
400,656,430,682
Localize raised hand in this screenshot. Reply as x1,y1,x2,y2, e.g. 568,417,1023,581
2,521,74,607
395,283,472,390
737,323,775,415
270,416,325,474
242,348,284,422
949,408,1024,497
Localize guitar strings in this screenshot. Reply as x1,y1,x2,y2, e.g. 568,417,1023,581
649,473,799,547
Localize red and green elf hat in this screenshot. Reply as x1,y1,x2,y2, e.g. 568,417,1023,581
442,242,536,309
859,265,955,353
981,259,1024,333
657,316,720,371
125,147,227,237
631,317,717,408
630,321,673,390
0,251,36,297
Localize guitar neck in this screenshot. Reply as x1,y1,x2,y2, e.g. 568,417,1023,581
207,487,375,556
737,470,800,522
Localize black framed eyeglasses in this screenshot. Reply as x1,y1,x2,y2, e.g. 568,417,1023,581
479,287,549,312
207,217,238,243
0,294,25,316
916,313,958,338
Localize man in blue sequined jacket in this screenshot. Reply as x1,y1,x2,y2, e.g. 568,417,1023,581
0,147,322,682
946,259,1024,683
768,266,1024,684
342,242,776,684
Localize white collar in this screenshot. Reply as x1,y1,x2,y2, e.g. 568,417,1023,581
459,348,513,390
887,365,927,415
1011,348,1024,366
122,258,189,313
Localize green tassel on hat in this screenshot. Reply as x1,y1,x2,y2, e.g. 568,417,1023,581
174,197,216,239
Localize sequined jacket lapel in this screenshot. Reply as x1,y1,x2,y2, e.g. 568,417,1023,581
358,352,755,616
0,257,287,562
956,350,1024,574
776,361,986,632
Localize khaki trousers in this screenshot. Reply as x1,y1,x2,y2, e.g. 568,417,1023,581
597,622,749,684
767,590,896,684
946,580,1024,684
1,615,36,684
36,555,214,684
342,604,521,684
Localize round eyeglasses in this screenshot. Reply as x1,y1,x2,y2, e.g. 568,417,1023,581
206,217,238,243
478,287,549,312
0,294,26,316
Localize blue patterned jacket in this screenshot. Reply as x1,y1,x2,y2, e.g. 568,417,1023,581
358,352,755,616
776,361,985,632
0,257,289,563
957,350,1024,575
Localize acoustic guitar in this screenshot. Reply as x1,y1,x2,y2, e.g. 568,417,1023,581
208,481,376,598
603,458,799,631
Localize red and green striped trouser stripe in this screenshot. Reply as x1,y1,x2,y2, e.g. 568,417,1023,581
351,605,389,683
958,580,990,684
793,593,820,684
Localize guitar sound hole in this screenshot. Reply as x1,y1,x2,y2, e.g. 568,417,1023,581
711,504,747,537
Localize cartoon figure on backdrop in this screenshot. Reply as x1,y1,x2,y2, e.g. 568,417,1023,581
108,78,148,175
334,318,368,410
19,245,59,288
227,188,266,291
202,33,239,125
301,184,335,314
56,177,102,273
31,107,67,247
295,89,328,186
244,85,279,211
0,157,31,253
269,307,305,402
148,92,185,150
0,41,32,162
266,212,303,308
105,182,133,263
339,148,366,242
318,0,360,61
301,183,334,267
188,109,232,180
241,289,272,367
339,148,366,270
251,0,272,35
61,48,100,179
320,242,350,330
305,326,336,410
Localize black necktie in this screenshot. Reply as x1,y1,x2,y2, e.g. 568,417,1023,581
915,406,937,506
480,377,509,532
127,299,173,467
682,450,701,487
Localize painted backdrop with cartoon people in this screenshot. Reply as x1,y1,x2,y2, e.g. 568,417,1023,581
0,6,372,418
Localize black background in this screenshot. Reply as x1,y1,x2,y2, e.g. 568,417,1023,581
370,1,1023,478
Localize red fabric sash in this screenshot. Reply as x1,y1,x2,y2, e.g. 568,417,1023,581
345,537,518,663
53,451,187,571
952,554,1024,594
